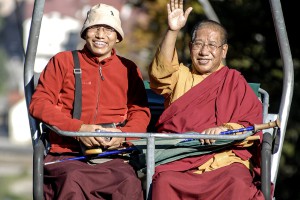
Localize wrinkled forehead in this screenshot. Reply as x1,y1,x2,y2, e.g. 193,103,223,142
193,26,223,43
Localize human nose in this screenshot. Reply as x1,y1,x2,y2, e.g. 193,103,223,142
95,27,106,37
200,44,210,51
198,44,210,55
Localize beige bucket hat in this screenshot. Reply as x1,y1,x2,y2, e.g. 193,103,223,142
80,4,124,42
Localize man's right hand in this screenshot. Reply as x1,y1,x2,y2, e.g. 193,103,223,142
167,0,192,31
78,124,113,148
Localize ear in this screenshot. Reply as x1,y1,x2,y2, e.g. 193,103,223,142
222,44,228,59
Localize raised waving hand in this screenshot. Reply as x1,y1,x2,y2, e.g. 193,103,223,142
167,0,193,31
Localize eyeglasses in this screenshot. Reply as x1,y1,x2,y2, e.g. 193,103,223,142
191,41,224,52
87,26,115,36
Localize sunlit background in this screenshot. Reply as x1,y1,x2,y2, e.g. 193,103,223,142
0,0,299,199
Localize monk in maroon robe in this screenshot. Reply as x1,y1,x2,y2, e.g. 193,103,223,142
148,0,264,199
152,66,264,200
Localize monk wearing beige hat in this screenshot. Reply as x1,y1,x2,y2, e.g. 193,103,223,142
30,3,150,200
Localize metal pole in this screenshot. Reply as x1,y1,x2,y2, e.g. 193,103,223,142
23,1,45,199
23,0,45,145
146,136,155,197
268,0,294,188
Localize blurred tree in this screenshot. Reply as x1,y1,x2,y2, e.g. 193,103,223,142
117,0,206,78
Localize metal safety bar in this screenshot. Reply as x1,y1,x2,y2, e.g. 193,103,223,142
47,125,256,197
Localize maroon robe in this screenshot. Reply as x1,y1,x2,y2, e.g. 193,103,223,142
152,67,264,200
44,154,144,200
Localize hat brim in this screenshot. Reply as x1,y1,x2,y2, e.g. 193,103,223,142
80,14,124,42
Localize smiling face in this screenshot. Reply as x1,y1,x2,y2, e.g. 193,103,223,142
85,25,119,61
189,24,228,77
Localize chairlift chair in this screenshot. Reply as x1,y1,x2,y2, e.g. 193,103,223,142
24,0,293,199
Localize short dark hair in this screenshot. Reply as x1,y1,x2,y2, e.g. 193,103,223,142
191,19,228,44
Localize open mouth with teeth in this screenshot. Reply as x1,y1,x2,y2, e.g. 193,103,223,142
94,41,107,48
